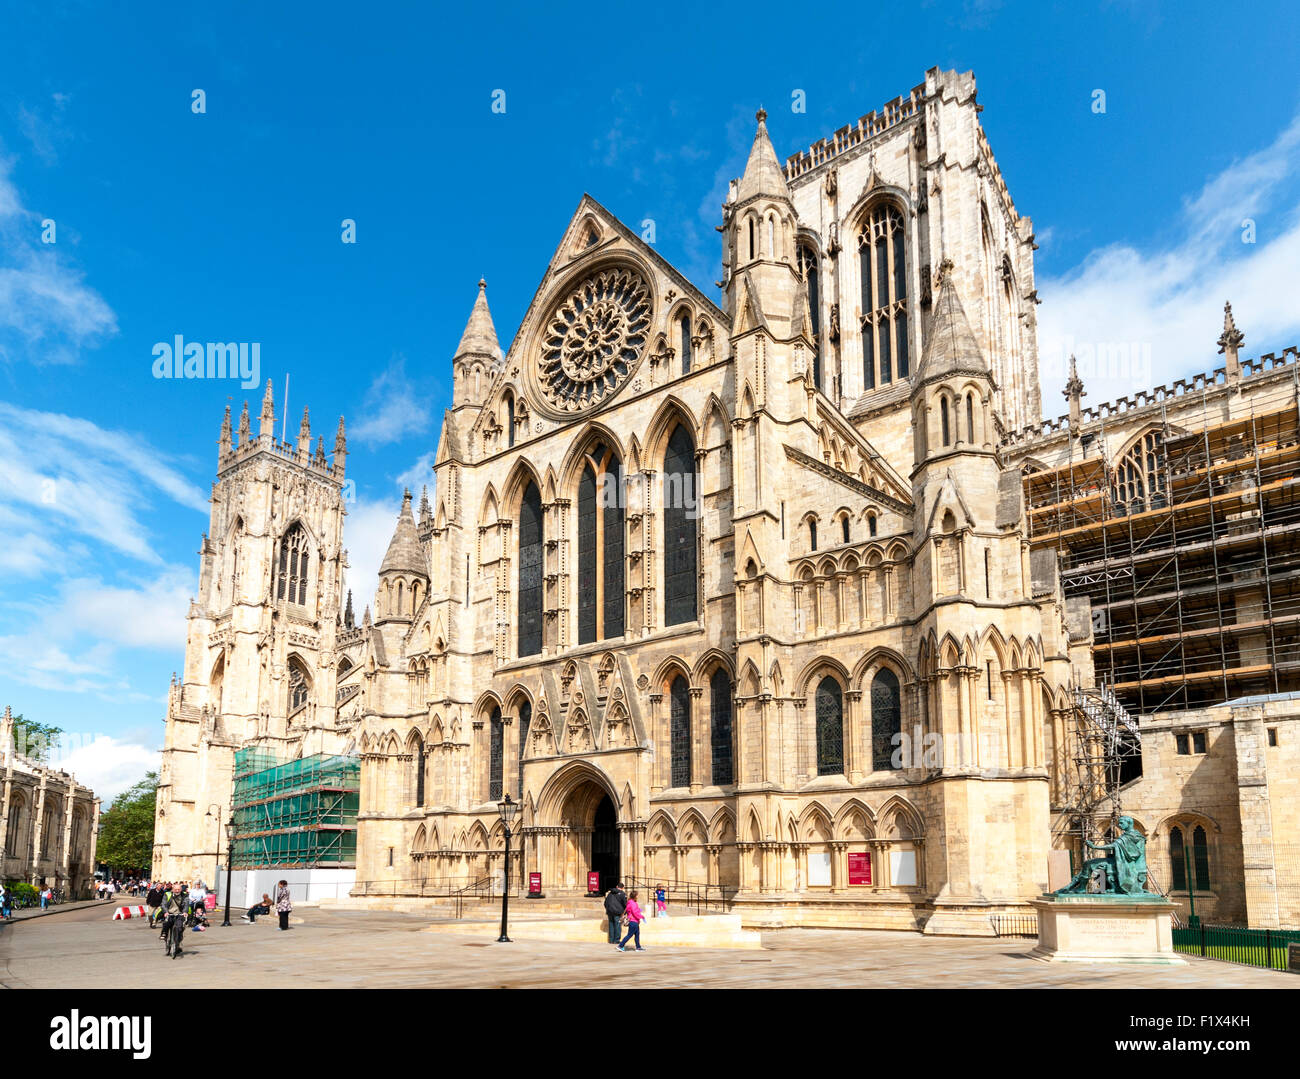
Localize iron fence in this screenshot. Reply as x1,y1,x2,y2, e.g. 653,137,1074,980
1172,922,1300,971
989,913,1039,938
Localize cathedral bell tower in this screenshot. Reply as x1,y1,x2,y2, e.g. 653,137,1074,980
153,382,352,881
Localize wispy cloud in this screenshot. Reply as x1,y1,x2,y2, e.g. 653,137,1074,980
54,734,161,805
1037,109,1300,408
350,354,434,446
0,156,117,366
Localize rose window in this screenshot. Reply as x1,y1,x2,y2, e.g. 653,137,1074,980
538,266,651,412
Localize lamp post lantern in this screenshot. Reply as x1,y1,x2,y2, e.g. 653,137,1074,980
497,793,518,943
222,817,235,927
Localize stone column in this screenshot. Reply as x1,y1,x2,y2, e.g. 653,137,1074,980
689,686,705,793
846,689,863,781
31,774,48,884
648,692,664,793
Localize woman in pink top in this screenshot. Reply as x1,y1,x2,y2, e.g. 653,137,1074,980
617,890,645,951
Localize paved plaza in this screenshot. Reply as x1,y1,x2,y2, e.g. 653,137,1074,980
1,903,1296,989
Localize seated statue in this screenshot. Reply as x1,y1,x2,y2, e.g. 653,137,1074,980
1052,816,1148,897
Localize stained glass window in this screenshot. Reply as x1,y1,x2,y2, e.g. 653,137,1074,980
276,523,310,605
489,707,503,801
871,669,902,771
578,445,624,644
1193,825,1211,890
517,482,543,656
1170,826,1186,890
815,676,843,776
663,426,698,626
670,676,691,787
710,668,733,786
859,204,909,389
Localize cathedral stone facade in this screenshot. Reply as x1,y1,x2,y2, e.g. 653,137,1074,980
153,67,1298,933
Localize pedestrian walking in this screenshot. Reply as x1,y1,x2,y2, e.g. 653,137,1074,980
617,890,645,951
275,880,293,930
0,883,11,920
603,882,628,944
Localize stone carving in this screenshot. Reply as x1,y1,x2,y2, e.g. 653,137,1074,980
538,265,651,413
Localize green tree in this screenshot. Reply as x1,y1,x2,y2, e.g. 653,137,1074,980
9,714,63,763
96,772,158,872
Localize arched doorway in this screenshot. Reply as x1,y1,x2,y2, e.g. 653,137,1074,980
592,794,619,893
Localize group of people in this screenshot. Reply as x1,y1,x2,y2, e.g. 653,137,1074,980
96,876,148,899
601,883,667,951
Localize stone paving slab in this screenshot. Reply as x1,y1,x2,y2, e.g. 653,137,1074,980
1,903,1295,989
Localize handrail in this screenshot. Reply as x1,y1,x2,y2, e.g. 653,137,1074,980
621,875,737,916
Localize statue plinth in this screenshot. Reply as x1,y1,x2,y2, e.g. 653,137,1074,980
1029,895,1185,965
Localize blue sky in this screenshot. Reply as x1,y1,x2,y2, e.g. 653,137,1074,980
3,0,1300,801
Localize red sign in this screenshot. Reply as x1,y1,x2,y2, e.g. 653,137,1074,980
528,872,542,896
587,871,601,894
848,851,872,886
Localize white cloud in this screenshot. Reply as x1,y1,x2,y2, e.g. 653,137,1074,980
52,734,160,805
0,402,207,567
1037,110,1300,410
0,156,117,366
351,355,434,446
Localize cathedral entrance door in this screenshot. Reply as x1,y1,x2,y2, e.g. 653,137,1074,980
591,794,619,893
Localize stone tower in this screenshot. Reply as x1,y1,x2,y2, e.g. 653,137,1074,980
152,382,352,881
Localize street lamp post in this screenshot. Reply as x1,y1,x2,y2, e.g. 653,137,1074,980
222,817,235,927
497,793,518,943
205,804,224,894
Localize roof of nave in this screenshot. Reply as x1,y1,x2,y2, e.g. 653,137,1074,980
379,489,428,577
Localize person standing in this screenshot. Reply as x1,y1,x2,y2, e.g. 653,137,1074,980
655,884,667,918
603,883,627,944
0,883,11,921
617,890,645,952
275,880,293,930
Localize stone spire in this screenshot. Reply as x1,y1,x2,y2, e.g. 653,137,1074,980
219,404,232,457
333,415,347,476
344,589,355,629
297,406,312,457
454,279,503,365
1064,354,1086,430
379,489,428,579
418,485,432,528
237,401,251,443
1218,301,1245,382
736,107,792,204
913,263,990,389
258,379,275,438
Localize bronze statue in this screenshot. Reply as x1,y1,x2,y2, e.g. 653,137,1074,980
1053,816,1149,897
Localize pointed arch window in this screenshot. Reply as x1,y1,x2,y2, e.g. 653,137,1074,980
747,218,755,260
679,314,693,375
1112,430,1165,510
1170,826,1187,891
815,676,844,776
670,675,691,787
797,243,822,389
940,398,951,446
871,669,902,772
276,523,310,605
663,425,698,626
517,481,544,656
858,203,909,390
414,739,426,807
710,667,734,786
488,707,504,801
517,699,531,801
288,658,310,716
578,443,625,644
809,519,818,552
841,516,850,544
1192,825,1211,890
966,393,976,445
506,394,516,448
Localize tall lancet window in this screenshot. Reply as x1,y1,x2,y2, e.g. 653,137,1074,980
679,314,693,375
488,706,503,801
870,669,902,772
517,699,531,802
577,443,625,644
276,523,310,605
517,481,544,656
662,424,698,626
858,203,909,390
506,393,516,448
670,675,691,788
710,667,734,786
797,243,822,390
815,676,844,776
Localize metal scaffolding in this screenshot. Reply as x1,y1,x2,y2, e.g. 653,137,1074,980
230,752,360,869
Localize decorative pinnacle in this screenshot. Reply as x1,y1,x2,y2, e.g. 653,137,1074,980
756,106,767,124
1217,301,1244,352
1063,354,1085,400
335,415,347,454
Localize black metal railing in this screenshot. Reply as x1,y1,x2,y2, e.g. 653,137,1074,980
621,876,737,917
989,913,1039,938
1172,923,1300,971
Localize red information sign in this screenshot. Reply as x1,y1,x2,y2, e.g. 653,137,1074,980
528,872,542,896
848,851,872,886
587,871,601,894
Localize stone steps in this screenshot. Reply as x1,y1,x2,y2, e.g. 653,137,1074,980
424,913,762,949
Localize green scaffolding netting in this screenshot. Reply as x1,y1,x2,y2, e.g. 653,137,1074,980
229,752,360,868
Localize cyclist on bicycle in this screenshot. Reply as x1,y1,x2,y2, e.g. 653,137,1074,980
160,885,188,952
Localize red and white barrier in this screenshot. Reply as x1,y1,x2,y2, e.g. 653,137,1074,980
112,905,147,920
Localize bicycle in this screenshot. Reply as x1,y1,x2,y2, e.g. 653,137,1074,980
163,914,185,959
